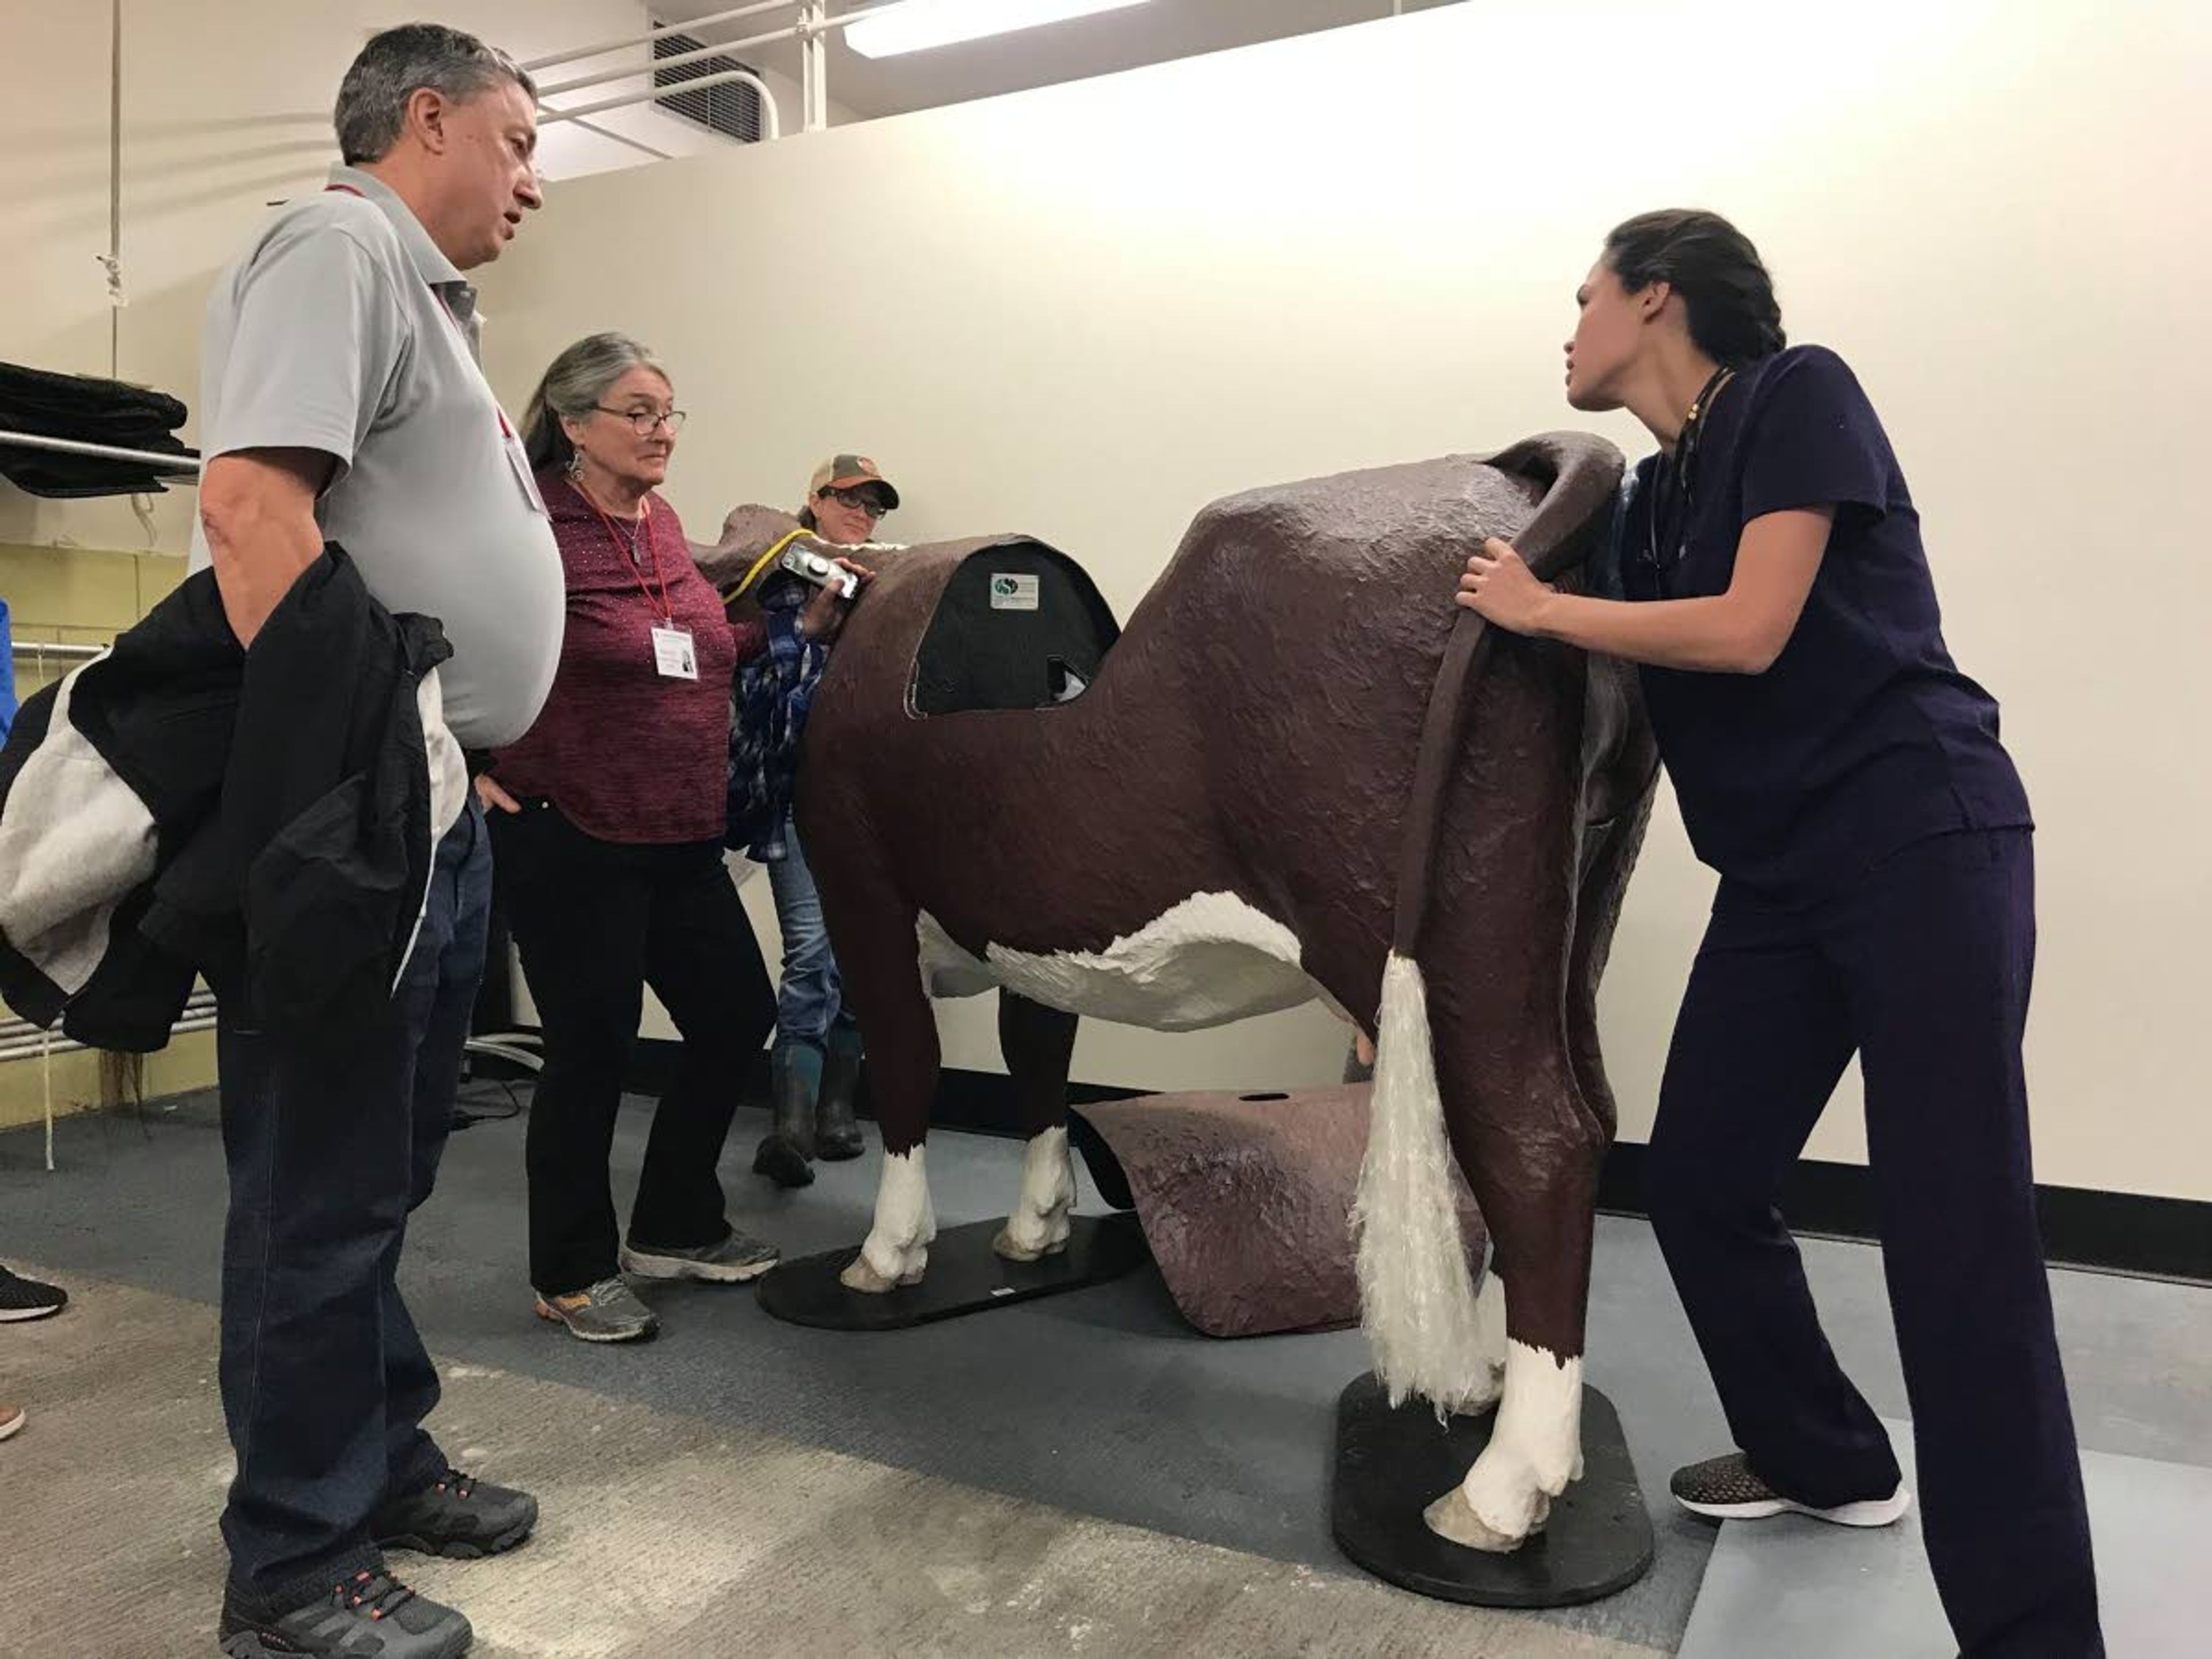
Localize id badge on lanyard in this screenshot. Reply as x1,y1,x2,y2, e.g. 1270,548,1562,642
584,489,696,680
498,409,548,516
652,624,698,681
326,187,549,520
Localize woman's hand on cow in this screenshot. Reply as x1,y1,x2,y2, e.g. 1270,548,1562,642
1455,537,1556,636
799,558,872,641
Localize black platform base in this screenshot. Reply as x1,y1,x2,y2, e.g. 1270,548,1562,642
756,1213,1151,1331
1332,1373,1654,1607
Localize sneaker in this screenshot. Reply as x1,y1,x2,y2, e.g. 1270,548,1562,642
0,1265,67,1322
1670,1451,1912,1527
533,1276,658,1343
620,1229,781,1284
0,1403,24,1443
373,1467,538,1559
218,1568,472,1658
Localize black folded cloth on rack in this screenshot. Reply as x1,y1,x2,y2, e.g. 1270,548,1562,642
0,359,195,498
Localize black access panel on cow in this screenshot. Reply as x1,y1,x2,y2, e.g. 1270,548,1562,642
907,541,1119,715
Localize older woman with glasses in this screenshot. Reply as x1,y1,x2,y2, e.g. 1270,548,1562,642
480,334,857,1343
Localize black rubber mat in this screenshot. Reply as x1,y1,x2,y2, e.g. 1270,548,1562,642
1333,1374,1654,1607
756,1212,1150,1331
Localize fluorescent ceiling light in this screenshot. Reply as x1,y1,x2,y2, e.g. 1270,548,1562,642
844,0,1157,61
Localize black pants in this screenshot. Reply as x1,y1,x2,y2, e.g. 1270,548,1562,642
494,804,777,1296
1646,829,2101,1657
218,801,490,1605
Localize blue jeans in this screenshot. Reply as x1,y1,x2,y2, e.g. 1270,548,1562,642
215,800,491,1605
765,811,857,1051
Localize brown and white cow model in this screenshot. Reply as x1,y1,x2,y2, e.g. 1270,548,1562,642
772,433,1656,1552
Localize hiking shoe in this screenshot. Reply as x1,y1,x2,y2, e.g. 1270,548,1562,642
533,1277,658,1343
0,1265,67,1321
621,1229,780,1284
218,1568,471,1658
373,1467,538,1559
1670,1451,1912,1527
0,1403,24,1443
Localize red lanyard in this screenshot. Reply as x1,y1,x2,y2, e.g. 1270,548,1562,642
582,487,673,624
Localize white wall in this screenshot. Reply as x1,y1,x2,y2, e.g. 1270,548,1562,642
0,0,841,556
475,0,2212,1202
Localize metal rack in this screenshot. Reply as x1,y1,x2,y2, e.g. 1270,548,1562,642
0,429,200,475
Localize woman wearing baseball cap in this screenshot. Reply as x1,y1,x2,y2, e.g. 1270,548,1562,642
725,456,899,1188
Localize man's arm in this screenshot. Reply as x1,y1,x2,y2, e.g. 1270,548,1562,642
198,449,336,647
198,219,404,645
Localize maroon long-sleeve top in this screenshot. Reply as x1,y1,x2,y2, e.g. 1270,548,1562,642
489,472,764,843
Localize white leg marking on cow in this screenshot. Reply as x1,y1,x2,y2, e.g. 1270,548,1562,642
1426,1340,1585,1551
841,1147,937,1293
995,1126,1077,1262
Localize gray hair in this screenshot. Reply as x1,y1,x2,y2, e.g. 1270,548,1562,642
335,24,536,165
522,333,671,474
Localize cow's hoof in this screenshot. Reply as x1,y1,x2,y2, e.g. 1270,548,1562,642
839,1251,925,1294
1423,1486,1548,1553
838,1256,894,1293
991,1226,1069,1264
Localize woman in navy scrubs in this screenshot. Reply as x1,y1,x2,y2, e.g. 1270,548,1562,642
1458,210,2101,1657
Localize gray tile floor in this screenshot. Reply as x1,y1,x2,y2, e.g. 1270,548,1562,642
1680,1423,2211,1658
3,1089,2206,1654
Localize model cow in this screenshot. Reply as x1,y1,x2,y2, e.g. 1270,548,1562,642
756,433,1656,1553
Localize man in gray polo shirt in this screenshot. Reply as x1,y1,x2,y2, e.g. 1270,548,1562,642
190,25,560,1659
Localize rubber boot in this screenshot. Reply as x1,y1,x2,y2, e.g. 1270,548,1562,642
753,1042,819,1189
815,1023,866,1162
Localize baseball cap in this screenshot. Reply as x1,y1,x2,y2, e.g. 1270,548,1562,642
809,453,900,512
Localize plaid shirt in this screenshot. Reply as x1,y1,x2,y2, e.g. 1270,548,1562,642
726,572,830,861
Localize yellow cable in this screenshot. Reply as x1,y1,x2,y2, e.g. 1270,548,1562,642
726,529,815,607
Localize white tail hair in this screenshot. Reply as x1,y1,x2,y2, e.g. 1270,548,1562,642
1351,951,1484,1413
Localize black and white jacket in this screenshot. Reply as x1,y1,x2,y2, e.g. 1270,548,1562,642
0,546,465,1051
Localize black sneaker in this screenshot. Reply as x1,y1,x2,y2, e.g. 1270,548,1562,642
373,1467,539,1559
218,1569,471,1658
0,1265,67,1322
1669,1451,1912,1527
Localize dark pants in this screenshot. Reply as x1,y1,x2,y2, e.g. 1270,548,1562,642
493,804,777,1297
1646,829,2101,1657
217,800,491,1606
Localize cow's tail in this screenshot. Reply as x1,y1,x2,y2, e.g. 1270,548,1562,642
1351,434,1623,1414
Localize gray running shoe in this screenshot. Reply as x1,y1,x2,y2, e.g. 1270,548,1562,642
533,1276,658,1343
621,1229,781,1284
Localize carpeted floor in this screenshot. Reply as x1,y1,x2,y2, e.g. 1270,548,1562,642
3,1089,2206,1656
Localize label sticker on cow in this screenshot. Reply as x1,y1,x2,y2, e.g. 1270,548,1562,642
990,574,1040,612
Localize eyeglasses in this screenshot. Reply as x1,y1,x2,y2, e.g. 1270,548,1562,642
821,486,889,518
595,406,687,435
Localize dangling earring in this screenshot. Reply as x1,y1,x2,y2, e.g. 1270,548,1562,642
565,448,582,479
